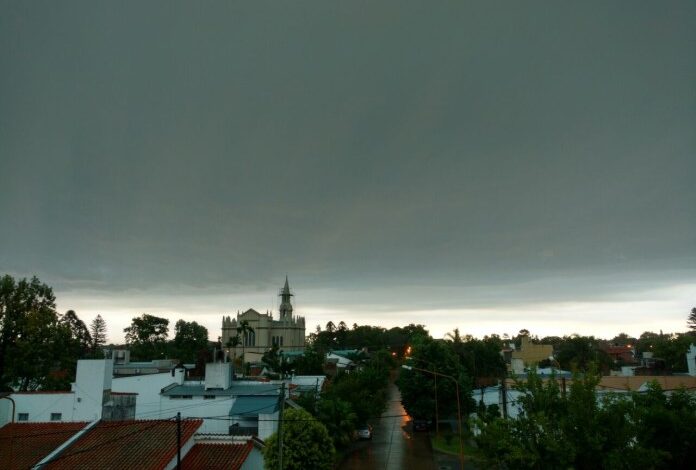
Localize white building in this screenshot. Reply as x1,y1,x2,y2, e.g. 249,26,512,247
0,359,136,426
112,361,282,439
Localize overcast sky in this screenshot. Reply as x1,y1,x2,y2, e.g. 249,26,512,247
1,1,694,343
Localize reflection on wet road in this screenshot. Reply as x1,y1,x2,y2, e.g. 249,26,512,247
338,377,435,470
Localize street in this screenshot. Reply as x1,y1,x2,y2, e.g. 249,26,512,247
338,376,436,470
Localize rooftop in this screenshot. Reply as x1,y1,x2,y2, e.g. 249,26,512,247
228,396,280,417
0,422,87,470
161,382,279,397
181,442,252,469
43,419,202,470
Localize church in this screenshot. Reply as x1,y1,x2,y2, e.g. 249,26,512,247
221,277,306,363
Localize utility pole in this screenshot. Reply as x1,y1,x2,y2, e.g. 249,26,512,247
278,382,285,470
176,412,181,470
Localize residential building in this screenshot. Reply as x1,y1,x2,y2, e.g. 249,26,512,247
0,359,136,427
221,277,305,363
509,336,554,374
0,419,263,470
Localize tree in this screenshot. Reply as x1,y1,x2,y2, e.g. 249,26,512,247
263,408,335,470
398,335,474,423
62,310,92,358
475,368,696,469
124,314,169,360
172,320,208,363
555,335,612,372
89,314,107,353
0,275,79,391
688,307,696,332
317,397,357,449
225,334,241,366
236,320,254,368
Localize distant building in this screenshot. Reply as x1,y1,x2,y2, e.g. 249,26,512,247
510,336,554,374
221,277,305,363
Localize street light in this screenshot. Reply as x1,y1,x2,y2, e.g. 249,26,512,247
402,364,464,469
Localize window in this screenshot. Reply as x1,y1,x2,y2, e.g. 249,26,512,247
51,413,62,421
280,336,283,346
182,395,193,399
18,413,29,421
204,395,216,400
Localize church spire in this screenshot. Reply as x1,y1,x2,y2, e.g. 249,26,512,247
279,276,293,320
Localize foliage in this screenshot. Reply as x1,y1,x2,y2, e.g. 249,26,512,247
171,319,209,363
89,314,108,352
236,319,254,366
555,335,613,372
636,331,694,372
123,313,170,360
326,357,390,424
475,369,696,469
61,310,92,357
317,397,357,448
688,307,696,332
397,335,475,423
307,322,428,357
291,344,325,375
263,408,335,470
446,329,507,382
0,275,88,390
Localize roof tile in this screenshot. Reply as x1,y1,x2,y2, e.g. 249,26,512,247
0,422,87,470
44,419,202,470
181,443,253,470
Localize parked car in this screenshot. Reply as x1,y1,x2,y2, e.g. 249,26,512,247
412,419,429,432
356,424,373,440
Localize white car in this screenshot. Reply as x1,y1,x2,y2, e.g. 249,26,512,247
356,424,373,440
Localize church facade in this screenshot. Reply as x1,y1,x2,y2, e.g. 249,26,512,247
221,277,306,363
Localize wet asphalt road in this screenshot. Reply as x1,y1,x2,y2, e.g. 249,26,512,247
338,377,436,470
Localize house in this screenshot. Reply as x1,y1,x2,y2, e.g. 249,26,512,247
509,336,554,374
602,344,637,365
0,360,136,427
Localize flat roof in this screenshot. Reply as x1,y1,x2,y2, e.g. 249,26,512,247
161,383,279,397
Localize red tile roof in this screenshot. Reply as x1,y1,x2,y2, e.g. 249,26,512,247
0,422,87,470
44,419,202,470
181,442,253,470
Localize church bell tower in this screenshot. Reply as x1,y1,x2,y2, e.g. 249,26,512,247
279,276,293,320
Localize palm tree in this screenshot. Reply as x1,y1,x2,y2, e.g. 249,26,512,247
226,334,241,366
236,320,254,373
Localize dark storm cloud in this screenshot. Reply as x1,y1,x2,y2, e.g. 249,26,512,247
1,1,695,312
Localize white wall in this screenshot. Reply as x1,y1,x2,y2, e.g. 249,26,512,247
258,410,279,440
71,359,113,421
0,393,77,426
159,396,236,433
687,344,696,377
112,373,176,418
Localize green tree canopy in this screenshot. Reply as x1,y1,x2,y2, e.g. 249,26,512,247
398,335,474,422
263,408,335,470
172,319,208,363
124,313,169,360
0,275,83,391
89,314,107,353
